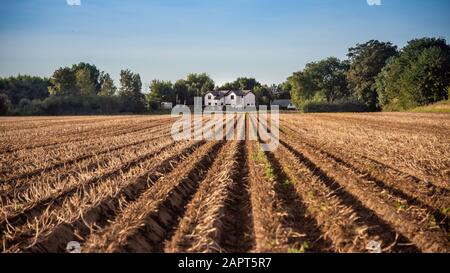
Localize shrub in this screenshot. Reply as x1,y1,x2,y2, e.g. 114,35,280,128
11,95,126,116
302,99,369,113
0,93,12,115
15,98,45,115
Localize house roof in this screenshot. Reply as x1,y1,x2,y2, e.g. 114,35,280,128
272,99,292,107
207,90,253,99
211,90,229,99
232,90,253,96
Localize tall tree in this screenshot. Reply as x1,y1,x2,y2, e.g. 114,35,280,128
376,38,450,110
185,73,215,97
290,57,349,108
235,77,260,90
98,72,117,96
347,40,398,110
288,71,316,107
75,68,97,95
309,57,350,102
218,77,262,91
173,79,188,104
71,62,101,92
119,69,145,113
275,81,292,100
148,80,175,103
253,84,273,105
48,67,78,96
405,47,450,104
218,81,238,91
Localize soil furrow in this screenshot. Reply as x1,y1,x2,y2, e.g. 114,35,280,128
245,134,331,252
0,129,173,185
280,138,449,253
82,140,223,253
0,139,178,231
165,141,255,253
282,124,450,212
0,118,174,154
2,140,204,252
275,143,418,252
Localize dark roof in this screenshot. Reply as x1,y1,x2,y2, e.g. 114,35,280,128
231,90,253,96
207,90,253,99
212,90,229,99
272,99,292,107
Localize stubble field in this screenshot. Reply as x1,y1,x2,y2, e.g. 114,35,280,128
0,113,449,253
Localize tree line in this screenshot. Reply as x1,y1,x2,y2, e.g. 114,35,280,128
1,37,449,115
0,67,287,115
0,63,146,115
288,37,450,111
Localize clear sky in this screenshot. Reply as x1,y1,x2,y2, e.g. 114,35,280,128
1,0,449,88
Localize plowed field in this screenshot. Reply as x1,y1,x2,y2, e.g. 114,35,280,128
1,113,449,253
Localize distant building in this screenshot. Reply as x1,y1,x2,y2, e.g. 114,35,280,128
272,99,297,110
204,90,256,109
161,102,173,110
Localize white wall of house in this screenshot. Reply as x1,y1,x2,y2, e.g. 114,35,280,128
244,93,256,107
224,91,244,107
224,91,235,106
234,94,244,107
205,92,223,106
205,92,214,106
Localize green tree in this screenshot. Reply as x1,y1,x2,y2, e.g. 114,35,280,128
98,72,117,97
401,47,449,105
71,62,101,92
253,84,273,105
75,68,97,95
48,67,78,96
376,38,450,110
218,77,262,91
148,80,175,103
275,81,292,100
185,73,215,97
173,79,189,104
119,69,145,113
0,75,50,105
288,71,316,108
347,40,398,110
235,77,260,90
310,57,349,103
289,57,349,108
218,81,238,91
0,93,12,115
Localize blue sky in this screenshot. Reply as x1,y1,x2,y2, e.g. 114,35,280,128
1,0,449,88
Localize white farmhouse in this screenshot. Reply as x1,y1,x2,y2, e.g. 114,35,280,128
204,90,256,109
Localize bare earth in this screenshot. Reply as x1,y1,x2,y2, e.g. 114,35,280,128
0,113,449,253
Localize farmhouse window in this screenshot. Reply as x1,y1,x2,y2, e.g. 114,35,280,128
231,95,235,100
208,95,211,99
